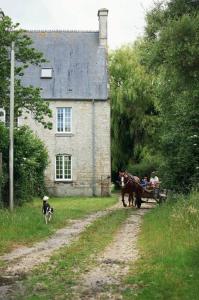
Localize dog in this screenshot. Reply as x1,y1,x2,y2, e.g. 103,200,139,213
42,196,54,224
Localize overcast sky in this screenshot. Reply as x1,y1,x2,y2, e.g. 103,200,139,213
1,0,156,49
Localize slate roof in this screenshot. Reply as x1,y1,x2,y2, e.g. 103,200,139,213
22,31,108,100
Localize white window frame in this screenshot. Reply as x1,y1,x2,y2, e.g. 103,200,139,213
0,108,6,124
56,107,72,133
41,68,53,78
55,154,72,181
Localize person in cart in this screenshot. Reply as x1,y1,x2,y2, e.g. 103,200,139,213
149,171,160,188
141,176,149,188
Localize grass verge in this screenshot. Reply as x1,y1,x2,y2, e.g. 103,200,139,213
13,208,132,300
122,191,199,300
0,196,117,255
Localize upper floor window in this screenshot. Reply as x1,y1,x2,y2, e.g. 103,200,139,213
41,68,52,78
56,107,72,133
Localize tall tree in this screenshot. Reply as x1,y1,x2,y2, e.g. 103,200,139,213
141,0,199,190
109,44,158,176
0,14,52,128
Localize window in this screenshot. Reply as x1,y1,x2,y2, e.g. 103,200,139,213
41,68,52,78
0,108,5,124
5,113,18,128
55,154,72,180
56,107,72,133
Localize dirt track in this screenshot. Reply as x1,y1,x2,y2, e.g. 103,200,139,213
0,199,154,299
71,203,153,299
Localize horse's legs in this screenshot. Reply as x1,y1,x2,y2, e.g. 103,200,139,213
129,192,135,207
135,192,142,209
132,192,135,207
121,191,127,207
128,194,131,207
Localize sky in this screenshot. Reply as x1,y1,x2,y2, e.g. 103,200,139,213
0,0,156,49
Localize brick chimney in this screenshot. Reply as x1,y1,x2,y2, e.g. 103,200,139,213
98,8,108,47
0,8,4,20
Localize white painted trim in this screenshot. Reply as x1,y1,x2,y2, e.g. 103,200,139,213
55,154,72,181
56,107,72,134
40,68,53,78
54,179,73,182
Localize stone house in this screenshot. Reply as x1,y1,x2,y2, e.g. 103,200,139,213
19,8,111,196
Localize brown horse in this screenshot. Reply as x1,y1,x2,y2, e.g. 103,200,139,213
119,172,143,208
119,172,161,208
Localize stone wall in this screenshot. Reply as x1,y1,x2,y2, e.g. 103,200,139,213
19,100,111,196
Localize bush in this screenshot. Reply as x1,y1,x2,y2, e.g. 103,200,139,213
127,161,159,179
0,124,48,206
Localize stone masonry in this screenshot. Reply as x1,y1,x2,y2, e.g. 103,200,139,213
19,99,110,196
19,8,110,196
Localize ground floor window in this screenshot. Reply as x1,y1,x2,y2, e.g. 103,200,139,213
55,154,72,180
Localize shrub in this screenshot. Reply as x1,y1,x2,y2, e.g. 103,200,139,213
0,123,48,206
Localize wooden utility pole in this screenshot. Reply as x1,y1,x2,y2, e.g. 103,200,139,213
9,41,15,211
0,153,2,175
0,152,2,204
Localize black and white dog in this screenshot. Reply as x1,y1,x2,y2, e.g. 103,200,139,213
42,196,54,224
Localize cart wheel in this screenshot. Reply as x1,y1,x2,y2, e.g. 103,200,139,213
136,197,142,209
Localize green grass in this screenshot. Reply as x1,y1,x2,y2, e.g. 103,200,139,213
0,196,117,255
13,208,132,300
122,192,199,300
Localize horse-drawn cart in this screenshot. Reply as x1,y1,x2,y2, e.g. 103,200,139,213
141,187,167,204
119,172,167,208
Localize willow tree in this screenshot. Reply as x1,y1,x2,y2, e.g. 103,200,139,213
109,44,158,177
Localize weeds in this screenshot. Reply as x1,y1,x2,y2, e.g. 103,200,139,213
123,192,199,300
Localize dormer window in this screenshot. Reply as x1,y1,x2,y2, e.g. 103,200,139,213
41,68,52,78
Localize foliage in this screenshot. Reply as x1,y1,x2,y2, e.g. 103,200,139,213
109,0,199,189
0,15,52,128
139,0,199,191
109,44,158,178
0,123,48,206
122,191,199,299
127,158,159,179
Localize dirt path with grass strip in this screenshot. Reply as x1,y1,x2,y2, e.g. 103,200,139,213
0,201,123,299
71,203,153,300
0,200,154,299
0,203,122,275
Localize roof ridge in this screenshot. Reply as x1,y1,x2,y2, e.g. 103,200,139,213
26,29,98,33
